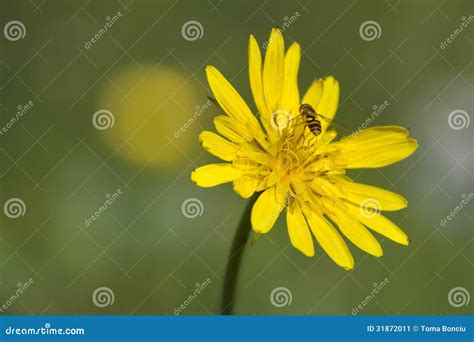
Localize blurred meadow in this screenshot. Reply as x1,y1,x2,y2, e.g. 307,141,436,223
0,0,472,315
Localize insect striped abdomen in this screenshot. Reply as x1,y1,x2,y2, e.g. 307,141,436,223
299,103,325,137
307,118,322,136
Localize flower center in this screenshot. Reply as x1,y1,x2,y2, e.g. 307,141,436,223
270,132,311,193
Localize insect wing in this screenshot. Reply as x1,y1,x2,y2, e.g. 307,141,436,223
314,113,350,131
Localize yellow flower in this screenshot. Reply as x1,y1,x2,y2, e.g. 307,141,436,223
191,29,418,269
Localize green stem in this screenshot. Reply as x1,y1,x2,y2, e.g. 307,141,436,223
220,194,259,315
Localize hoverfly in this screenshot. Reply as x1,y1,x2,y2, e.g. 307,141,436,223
208,96,348,138
293,103,349,137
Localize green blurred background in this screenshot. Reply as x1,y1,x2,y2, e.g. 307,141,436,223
0,0,472,315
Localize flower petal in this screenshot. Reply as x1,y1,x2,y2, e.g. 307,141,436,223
214,115,253,142
233,177,258,199
287,204,314,256
347,204,409,245
248,35,268,118
302,79,324,109
280,42,301,112
336,178,408,211
251,186,286,234
206,66,261,131
263,28,284,112
333,126,418,168
329,210,383,257
304,208,354,270
191,163,242,187
316,77,339,119
199,131,239,161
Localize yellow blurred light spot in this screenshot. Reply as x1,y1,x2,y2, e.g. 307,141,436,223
98,64,200,171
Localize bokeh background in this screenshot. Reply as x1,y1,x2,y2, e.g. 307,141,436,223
0,0,472,315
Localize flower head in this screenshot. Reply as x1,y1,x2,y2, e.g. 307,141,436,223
191,29,418,269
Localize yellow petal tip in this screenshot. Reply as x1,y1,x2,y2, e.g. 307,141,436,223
190,170,197,183
205,65,217,77
271,27,281,34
